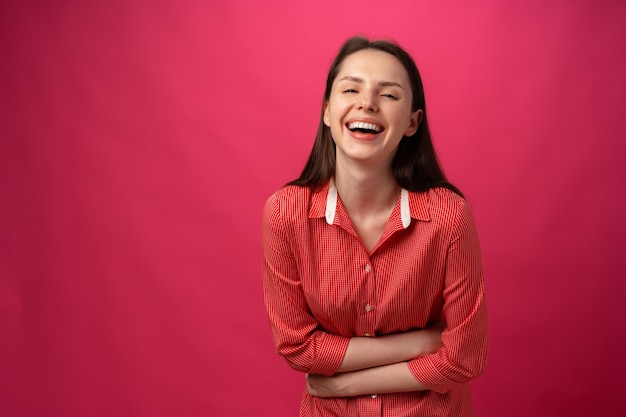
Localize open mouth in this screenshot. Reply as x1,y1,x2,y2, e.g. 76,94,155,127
347,121,384,134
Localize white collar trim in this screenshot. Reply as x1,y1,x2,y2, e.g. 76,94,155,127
325,179,411,229
401,188,411,228
325,179,338,225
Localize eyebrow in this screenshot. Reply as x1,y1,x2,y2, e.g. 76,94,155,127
338,76,406,89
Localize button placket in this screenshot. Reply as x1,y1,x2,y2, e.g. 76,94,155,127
361,257,376,339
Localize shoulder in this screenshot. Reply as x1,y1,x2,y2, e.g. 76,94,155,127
427,187,467,212
409,187,471,227
263,185,313,226
425,187,478,240
265,185,312,211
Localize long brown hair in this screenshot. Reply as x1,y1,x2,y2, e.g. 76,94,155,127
288,36,462,196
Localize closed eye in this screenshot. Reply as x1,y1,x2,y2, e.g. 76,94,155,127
343,89,358,93
381,93,398,100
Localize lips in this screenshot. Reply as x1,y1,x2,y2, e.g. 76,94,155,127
345,119,385,134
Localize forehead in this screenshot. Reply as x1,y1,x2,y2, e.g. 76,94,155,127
335,49,410,86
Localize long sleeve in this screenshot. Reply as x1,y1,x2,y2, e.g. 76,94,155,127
407,199,488,393
262,192,350,376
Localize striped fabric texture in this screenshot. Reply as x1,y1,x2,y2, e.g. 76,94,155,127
262,180,487,417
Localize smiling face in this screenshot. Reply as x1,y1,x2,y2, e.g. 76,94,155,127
323,48,422,170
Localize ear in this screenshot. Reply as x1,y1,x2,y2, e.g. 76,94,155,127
405,109,423,137
323,102,330,127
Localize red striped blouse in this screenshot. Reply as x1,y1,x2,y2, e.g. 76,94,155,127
262,180,487,417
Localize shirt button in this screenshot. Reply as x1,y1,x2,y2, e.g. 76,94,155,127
365,264,371,272
365,304,372,312
371,394,377,399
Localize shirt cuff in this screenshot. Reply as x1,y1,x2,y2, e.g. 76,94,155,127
310,332,351,376
407,356,455,394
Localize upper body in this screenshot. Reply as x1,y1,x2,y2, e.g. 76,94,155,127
263,180,487,416
262,36,487,417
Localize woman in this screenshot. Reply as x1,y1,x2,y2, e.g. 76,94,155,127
262,36,487,416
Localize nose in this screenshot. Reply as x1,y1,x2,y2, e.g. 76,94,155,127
358,91,378,112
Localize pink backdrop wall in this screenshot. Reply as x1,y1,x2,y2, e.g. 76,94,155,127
1,0,625,416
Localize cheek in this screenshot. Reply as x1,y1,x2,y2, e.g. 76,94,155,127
397,109,415,127
324,103,342,126
329,122,343,140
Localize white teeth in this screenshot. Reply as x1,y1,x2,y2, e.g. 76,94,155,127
348,121,382,132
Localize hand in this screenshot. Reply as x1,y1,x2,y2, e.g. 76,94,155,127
414,321,445,357
306,373,351,398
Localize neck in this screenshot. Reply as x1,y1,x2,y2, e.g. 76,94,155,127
334,161,400,218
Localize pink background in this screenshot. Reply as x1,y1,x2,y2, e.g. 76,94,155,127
1,0,625,416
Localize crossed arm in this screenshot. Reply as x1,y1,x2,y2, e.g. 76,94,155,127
305,325,444,397
262,194,487,398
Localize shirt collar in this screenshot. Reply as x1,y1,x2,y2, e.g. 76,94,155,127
309,178,430,227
